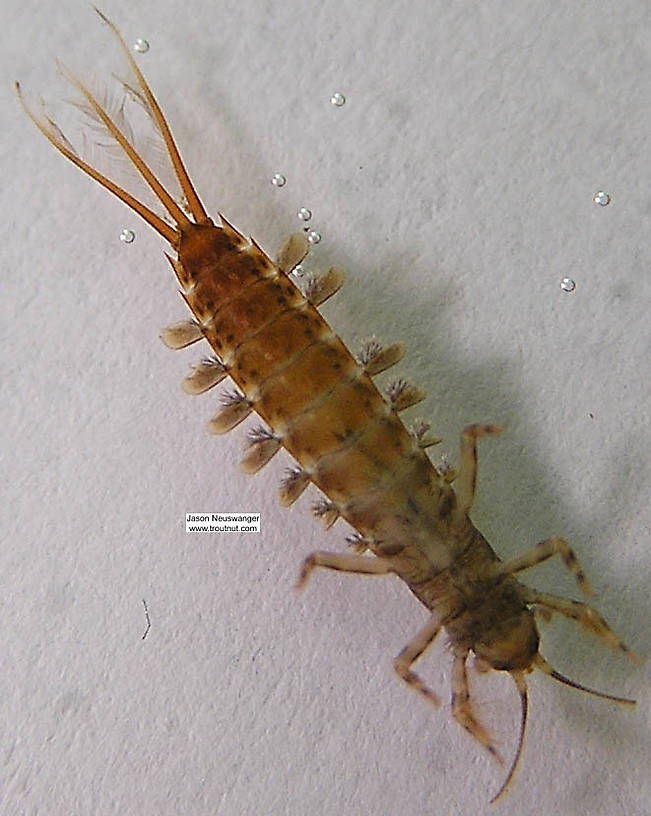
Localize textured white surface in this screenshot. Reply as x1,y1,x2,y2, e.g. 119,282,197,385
1,1,649,814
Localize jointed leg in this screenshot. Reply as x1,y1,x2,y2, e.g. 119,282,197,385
523,588,638,661
456,424,504,513
393,613,442,707
492,535,592,596
296,551,393,590
451,650,502,763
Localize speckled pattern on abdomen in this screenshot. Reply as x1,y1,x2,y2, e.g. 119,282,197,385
175,222,465,581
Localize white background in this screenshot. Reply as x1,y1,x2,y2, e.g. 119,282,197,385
1,1,649,814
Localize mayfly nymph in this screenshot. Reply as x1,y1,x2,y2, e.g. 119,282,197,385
17,9,639,803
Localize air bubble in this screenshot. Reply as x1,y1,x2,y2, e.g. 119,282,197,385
271,173,286,187
593,190,610,206
307,231,321,244
435,455,454,478
330,92,346,107
134,38,150,54
297,208,312,221
119,229,135,244
560,277,576,292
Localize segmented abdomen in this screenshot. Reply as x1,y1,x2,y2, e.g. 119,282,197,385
172,221,465,577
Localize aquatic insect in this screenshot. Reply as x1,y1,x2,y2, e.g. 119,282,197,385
17,10,639,804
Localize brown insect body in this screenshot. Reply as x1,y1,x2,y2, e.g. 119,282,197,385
18,10,638,805
176,222,532,673
177,221,459,567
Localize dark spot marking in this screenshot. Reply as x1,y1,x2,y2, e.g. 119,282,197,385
379,542,405,556
406,496,421,516
395,513,413,528
438,490,454,517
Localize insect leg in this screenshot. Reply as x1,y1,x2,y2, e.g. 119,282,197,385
455,424,504,513
296,552,393,590
492,536,592,596
451,650,503,762
393,613,442,707
522,588,639,661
